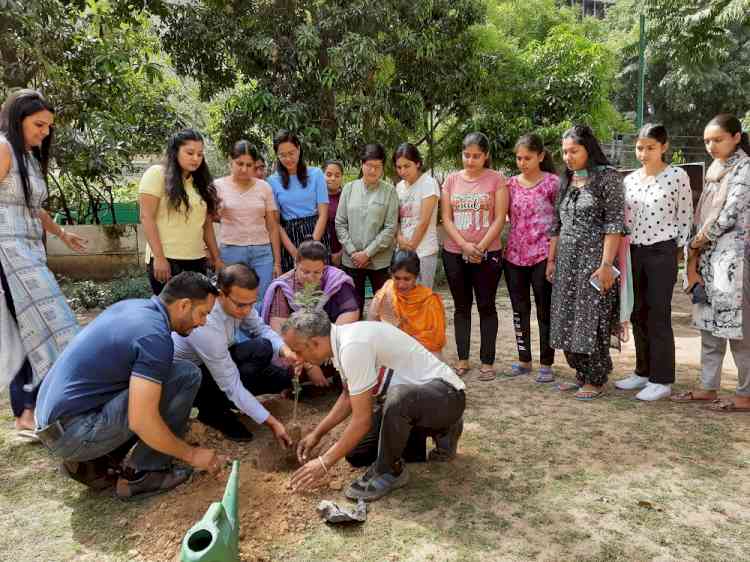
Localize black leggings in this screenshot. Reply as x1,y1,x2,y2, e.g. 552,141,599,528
442,250,503,365
504,259,554,366
343,266,390,318
147,257,208,295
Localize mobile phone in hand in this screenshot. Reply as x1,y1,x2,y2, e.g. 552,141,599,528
589,265,620,291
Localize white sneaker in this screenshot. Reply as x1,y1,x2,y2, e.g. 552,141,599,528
615,374,649,390
636,382,672,401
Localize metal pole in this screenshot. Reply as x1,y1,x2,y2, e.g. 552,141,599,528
636,13,646,129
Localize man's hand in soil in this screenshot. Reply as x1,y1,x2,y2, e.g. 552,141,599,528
291,457,327,492
266,415,292,449
189,447,228,475
297,432,321,464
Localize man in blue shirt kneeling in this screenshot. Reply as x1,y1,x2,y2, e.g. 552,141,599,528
35,272,226,500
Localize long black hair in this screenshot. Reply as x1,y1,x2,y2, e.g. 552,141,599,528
707,114,750,156
272,130,308,189
163,128,218,216
462,132,492,168
229,139,260,161
515,133,557,174
0,89,55,210
560,124,610,186
637,123,670,163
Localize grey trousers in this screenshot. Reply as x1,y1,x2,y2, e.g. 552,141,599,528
346,379,466,474
700,266,750,396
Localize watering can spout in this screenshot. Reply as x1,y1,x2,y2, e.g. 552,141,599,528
180,460,241,562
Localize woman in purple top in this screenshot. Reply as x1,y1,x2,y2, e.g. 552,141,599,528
324,160,344,266
504,134,559,382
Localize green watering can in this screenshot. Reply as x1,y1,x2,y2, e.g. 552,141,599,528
180,460,241,562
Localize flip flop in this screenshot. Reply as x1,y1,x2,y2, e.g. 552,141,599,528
574,388,606,401
452,364,471,377
670,391,717,403
535,366,555,384
478,367,496,382
705,399,750,413
507,363,532,377
557,382,580,392
15,429,41,443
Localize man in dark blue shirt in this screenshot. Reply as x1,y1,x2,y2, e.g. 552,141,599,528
36,271,225,500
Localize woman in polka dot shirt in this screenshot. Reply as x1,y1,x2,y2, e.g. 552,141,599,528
615,124,692,401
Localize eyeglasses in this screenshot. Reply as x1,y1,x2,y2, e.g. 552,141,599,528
225,293,255,310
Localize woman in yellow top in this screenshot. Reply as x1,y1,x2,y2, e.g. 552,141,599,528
139,129,223,294
368,250,446,358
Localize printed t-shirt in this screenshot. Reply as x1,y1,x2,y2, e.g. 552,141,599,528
330,321,465,397
442,169,505,254
505,173,560,266
396,174,440,258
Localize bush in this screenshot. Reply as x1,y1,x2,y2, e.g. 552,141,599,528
64,275,152,311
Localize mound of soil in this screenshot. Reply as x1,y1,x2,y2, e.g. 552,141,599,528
129,396,356,562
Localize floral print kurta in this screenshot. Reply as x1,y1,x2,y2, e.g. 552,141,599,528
693,150,750,339
549,168,625,376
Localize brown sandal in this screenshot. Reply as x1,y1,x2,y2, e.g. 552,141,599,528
705,399,750,413
478,367,496,381
670,391,717,403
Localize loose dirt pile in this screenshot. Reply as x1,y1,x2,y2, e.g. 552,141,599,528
130,396,357,562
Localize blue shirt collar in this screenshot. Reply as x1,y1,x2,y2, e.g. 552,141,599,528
150,295,171,330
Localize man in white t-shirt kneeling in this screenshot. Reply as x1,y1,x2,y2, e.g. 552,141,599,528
284,310,466,501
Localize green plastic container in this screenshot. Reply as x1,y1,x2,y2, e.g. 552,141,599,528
180,461,240,562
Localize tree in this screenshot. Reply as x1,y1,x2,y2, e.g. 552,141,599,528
161,0,487,166
1,0,182,223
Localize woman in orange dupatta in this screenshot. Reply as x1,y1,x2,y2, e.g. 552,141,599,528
368,250,446,357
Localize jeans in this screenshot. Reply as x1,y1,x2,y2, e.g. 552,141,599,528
194,338,292,417
343,266,390,317
504,260,554,366
442,250,503,365
220,244,274,312
41,360,201,471
630,240,678,384
345,380,466,474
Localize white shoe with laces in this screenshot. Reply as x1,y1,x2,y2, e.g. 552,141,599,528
636,382,672,401
615,373,649,390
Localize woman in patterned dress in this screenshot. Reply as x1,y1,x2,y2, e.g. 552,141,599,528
546,125,625,400
0,90,86,432
673,114,750,411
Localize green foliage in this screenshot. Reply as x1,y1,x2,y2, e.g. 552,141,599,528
163,0,487,165
605,0,750,137
63,275,152,311
1,0,184,223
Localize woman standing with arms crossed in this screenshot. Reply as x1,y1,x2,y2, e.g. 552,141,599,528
547,125,625,401
441,132,508,380
0,90,86,432
267,131,329,272
614,124,692,401
336,143,399,315
215,140,281,307
393,143,440,289
139,128,222,295
504,134,559,382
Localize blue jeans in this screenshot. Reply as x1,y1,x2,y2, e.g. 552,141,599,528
44,360,201,471
220,244,274,311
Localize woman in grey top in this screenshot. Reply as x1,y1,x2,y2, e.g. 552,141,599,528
0,90,86,433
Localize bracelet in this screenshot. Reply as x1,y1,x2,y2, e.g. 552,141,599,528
317,456,329,474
